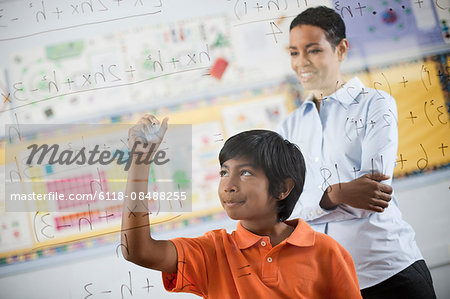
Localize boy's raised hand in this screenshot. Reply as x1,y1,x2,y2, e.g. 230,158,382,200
128,114,169,154
122,114,178,274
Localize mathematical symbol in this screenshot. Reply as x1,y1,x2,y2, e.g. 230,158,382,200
11,18,19,21
71,4,79,14
439,143,448,156
267,21,283,43
166,275,177,289
100,290,112,294
2,92,11,103
82,74,92,87
352,167,360,179
407,111,417,124
63,78,74,90
354,119,364,136
84,283,94,297
187,53,196,65
396,154,407,169
99,211,114,223
421,65,431,91
57,224,71,230
167,58,180,69
320,167,332,192
360,88,368,96
424,101,433,126
127,206,137,218
334,1,340,11
355,2,366,16
254,2,263,12
125,66,136,80
135,0,144,6
202,68,212,76
143,278,154,293
400,76,408,87
368,119,376,129
414,0,423,8
52,7,63,19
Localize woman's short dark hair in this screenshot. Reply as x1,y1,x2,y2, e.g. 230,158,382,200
219,130,306,222
290,6,346,48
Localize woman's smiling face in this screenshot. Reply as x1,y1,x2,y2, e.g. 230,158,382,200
289,25,347,98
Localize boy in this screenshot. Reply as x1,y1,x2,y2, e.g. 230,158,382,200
121,114,361,298
278,6,436,298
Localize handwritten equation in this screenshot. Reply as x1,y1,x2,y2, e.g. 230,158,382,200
1,45,212,113
0,0,163,41
228,0,447,47
83,271,156,299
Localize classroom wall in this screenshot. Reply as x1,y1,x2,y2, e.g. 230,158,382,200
1,0,449,298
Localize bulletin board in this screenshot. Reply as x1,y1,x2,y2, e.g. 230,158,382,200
350,57,450,177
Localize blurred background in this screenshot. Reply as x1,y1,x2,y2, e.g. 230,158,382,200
0,0,449,298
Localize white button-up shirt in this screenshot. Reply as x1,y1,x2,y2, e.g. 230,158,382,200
277,77,422,288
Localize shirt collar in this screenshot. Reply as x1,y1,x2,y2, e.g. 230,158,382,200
234,219,315,249
302,77,365,106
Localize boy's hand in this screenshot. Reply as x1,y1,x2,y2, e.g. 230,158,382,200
128,114,169,154
321,173,393,212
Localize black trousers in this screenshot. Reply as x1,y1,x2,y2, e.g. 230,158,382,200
361,260,437,299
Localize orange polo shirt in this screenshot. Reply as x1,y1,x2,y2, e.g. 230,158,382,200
162,219,361,298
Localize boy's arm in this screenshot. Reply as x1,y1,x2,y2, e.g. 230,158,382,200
121,115,177,273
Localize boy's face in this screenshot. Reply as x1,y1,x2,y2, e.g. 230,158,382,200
218,157,278,222
289,24,346,97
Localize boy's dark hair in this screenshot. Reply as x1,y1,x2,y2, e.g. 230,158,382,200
290,6,346,48
219,130,306,222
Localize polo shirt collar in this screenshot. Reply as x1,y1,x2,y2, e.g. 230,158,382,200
235,221,263,249
284,219,315,247
235,219,315,249
302,77,364,106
